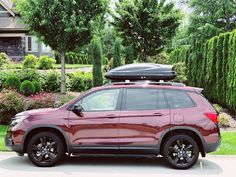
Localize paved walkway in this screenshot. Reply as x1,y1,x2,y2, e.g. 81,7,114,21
0,152,235,177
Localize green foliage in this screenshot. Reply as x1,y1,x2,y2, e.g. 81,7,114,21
44,71,61,92
69,72,93,92
16,0,109,93
170,30,236,112
113,0,182,61
169,45,190,64
113,38,122,68
18,69,41,82
92,37,103,87
20,80,35,96
22,54,38,69
32,81,41,93
4,76,21,91
172,62,187,83
37,55,56,70
0,90,25,124
125,45,134,64
147,52,169,64
0,52,10,69
218,113,231,128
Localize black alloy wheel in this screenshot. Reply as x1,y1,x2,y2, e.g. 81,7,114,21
163,134,199,169
27,132,64,167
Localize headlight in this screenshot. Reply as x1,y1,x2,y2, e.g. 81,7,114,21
11,115,28,126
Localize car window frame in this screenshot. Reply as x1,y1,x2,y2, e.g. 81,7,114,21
71,88,123,112
163,88,196,109
121,88,168,111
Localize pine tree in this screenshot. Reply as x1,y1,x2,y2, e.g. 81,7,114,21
125,45,134,64
113,38,122,68
92,37,103,87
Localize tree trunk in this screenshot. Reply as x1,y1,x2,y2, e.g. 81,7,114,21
60,51,66,94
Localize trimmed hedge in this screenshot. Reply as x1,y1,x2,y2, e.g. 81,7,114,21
169,30,236,112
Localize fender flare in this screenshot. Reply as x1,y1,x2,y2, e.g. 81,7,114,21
22,124,70,154
157,126,206,152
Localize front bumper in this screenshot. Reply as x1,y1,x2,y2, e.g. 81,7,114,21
5,134,24,155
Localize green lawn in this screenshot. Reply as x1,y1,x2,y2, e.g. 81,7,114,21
0,126,236,154
211,131,236,155
8,63,92,70
0,125,8,151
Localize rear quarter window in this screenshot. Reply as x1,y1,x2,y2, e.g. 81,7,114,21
165,89,195,109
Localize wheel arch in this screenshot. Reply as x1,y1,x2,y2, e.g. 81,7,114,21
23,125,70,154
158,126,206,157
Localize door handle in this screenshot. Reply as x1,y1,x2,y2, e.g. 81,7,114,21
105,114,117,119
153,113,163,117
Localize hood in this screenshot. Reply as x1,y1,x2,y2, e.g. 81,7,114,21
16,108,58,117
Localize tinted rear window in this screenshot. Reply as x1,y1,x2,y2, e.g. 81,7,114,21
124,88,168,110
165,89,195,109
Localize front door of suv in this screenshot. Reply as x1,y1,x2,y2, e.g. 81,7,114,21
119,88,170,154
68,88,122,152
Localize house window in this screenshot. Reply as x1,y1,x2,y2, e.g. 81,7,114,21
26,36,38,52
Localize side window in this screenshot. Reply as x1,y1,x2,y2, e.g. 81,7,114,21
80,89,120,111
165,89,195,109
124,88,168,110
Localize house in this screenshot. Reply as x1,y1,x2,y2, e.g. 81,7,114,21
0,0,53,61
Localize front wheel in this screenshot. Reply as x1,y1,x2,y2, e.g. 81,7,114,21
162,134,199,169
27,132,64,167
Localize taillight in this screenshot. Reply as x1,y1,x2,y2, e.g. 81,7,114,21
204,113,218,124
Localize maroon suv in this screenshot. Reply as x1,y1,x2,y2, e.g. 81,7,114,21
5,82,220,169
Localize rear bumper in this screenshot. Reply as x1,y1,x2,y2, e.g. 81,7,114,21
5,135,24,154
204,135,221,153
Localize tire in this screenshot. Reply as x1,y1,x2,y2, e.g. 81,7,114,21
27,132,65,167
162,134,199,169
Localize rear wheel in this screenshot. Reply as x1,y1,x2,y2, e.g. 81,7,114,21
27,132,64,167
163,134,199,169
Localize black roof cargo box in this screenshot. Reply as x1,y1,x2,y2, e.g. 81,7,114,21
105,63,176,82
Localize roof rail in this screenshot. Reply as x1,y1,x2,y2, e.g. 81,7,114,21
106,81,186,87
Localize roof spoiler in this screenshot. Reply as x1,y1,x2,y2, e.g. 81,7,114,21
193,87,203,94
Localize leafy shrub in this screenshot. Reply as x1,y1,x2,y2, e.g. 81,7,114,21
219,113,231,128
0,90,25,124
32,81,41,93
173,62,187,83
37,55,56,69
27,93,56,109
4,76,21,90
0,52,10,69
44,71,60,92
22,54,38,69
147,52,169,64
18,69,42,82
213,104,223,113
69,72,93,92
20,80,35,96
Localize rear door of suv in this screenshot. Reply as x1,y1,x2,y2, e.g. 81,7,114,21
118,87,171,154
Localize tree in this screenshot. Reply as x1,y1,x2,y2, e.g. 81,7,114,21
16,0,108,93
125,45,134,64
92,37,103,87
113,38,122,68
112,0,182,61
176,0,236,46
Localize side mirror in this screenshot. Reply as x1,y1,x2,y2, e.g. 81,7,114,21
72,104,84,117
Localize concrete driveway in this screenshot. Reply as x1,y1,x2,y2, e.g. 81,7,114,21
0,152,235,177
